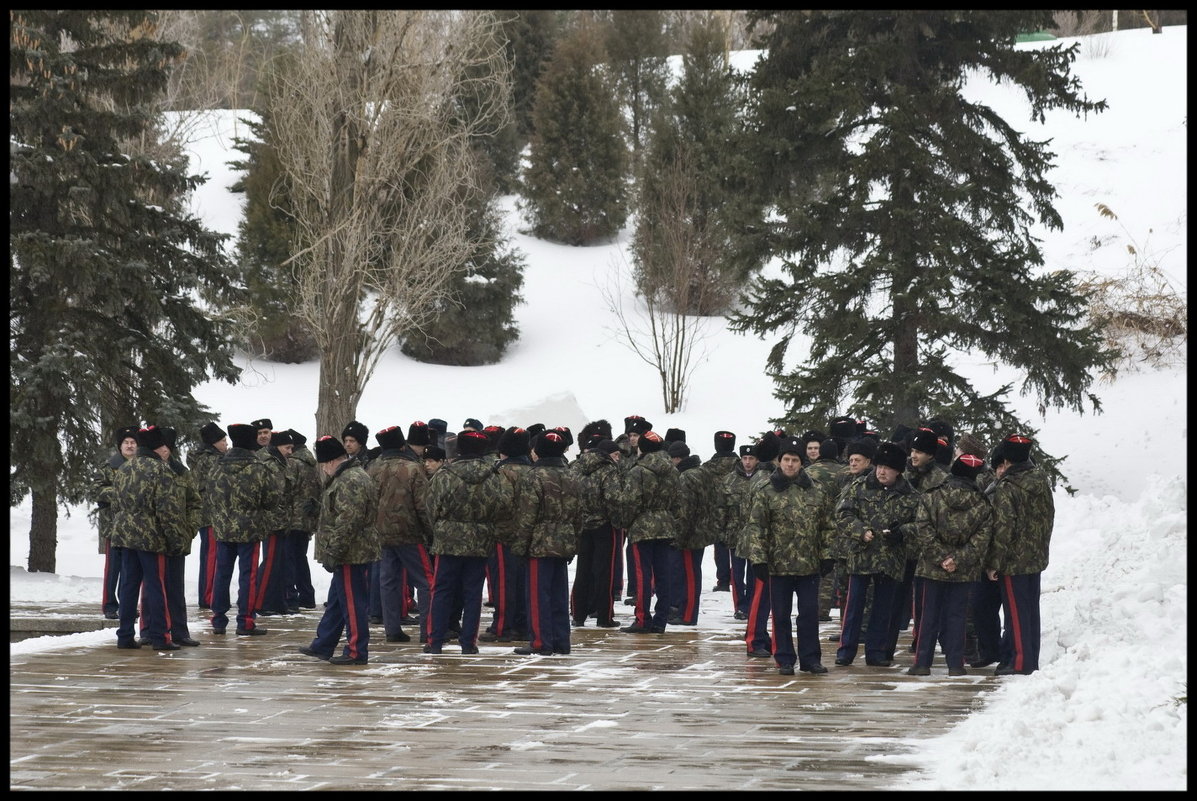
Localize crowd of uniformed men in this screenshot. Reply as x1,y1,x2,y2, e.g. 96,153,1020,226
93,412,1053,675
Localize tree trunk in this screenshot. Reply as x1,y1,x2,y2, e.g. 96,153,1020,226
891,292,921,431
315,341,361,441
28,485,58,573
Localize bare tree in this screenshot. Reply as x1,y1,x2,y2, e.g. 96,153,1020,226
265,10,510,435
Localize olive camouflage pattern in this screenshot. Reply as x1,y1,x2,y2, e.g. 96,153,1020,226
910,474,993,582
210,446,282,543
906,460,949,492
805,458,849,491
492,459,539,550
615,449,680,545
698,453,739,546
985,461,1054,575
570,450,628,531
674,455,717,550
739,469,837,576
366,450,432,547
426,456,514,557
519,456,585,559
255,447,293,532
720,462,764,554
186,443,224,527
90,451,127,554
834,471,920,580
314,461,381,566
109,449,189,554
286,444,323,532
163,455,201,556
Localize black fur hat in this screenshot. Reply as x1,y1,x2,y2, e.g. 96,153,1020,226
498,427,531,458
873,441,908,472
137,425,166,451
199,422,226,446
407,421,431,447
713,430,737,453
228,424,257,450
376,425,406,450
315,435,347,463
638,430,665,454
342,420,369,445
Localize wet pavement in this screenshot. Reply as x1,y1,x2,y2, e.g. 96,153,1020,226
9,597,997,790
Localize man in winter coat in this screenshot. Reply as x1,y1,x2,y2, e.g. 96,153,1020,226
668,441,710,626
737,432,783,656
739,436,837,676
187,421,227,611
721,443,760,628
151,426,201,647
985,434,1054,676
423,430,514,654
833,441,920,667
284,430,321,610
513,431,584,655
569,433,626,628
617,430,680,635
907,454,993,676
109,426,188,650
254,430,296,617
706,430,739,593
299,436,381,665
210,423,282,636
366,425,432,645
482,427,536,643
93,424,138,619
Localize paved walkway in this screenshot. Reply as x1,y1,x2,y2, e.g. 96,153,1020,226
9,599,994,791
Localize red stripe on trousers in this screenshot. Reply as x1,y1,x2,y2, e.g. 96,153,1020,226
203,528,218,606
1002,574,1025,672
683,551,697,620
343,564,362,658
254,533,278,609
157,552,173,643
528,559,543,649
630,545,646,627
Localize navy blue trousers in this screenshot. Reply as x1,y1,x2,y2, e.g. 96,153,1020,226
971,578,1003,663
628,539,672,630
999,572,1042,673
526,556,571,653
397,544,433,641
713,542,732,586
368,558,382,618
570,524,619,625
196,525,217,608
427,554,486,650
729,549,750,616
284,530,316,608
487,542,527,637
669,545,703,624
102,542,123,617
377,545,411,639
914,579,970,669
165,553,192,641
211,540,261,632
837,573,895,664
744,575,771,653
768,573,821,670
254,530,289,614
310,562,370,660
117,549,170,645
886,559,919,659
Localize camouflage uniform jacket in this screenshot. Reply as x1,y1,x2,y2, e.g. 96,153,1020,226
984,461,1054,575
366,448,432,547
911,474,993,582
827,472,869,558
906,460,949,492
426,455,514,558
286,445,322,532
805,458,849,491
674,454,715,550
617,450,680,545
211,446,281,543
520,456,585,559
109,449,189,554
255,446,293,533
91,451,127,554
185,444,224,528
739,469,836,576
571,450,627,531
163,455,201,556
493,457,538,550
700,453,739,544
314,460,381,566
834,472,920,579
720,462,762,554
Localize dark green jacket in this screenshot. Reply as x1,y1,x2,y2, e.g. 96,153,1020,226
520,456,584,559
835,472,920,579
493,457,538,549
739,469,836,576
985,461,1054,575
805,458,849,491
617,450,680,545
911,474,993,582
164,455,200,556
571,450,627,531
109,449,188,554
314,460,381,566
186,444,224,528
211,446,280,543
720,461,763,554
255,446,293,532
366,448,432,547
698,453,739,546
286,445,322,532
91,451,128,553
674,454,716,550
426,455,514,557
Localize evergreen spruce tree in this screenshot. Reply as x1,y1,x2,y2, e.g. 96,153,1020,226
601,10,671,166
520,24,630,245
730,10,1116,482
632,12,755,316
10,10,240,571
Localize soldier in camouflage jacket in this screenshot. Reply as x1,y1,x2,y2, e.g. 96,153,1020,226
284,431,321,610
109,426,188,650
424,430,514,654
156,428,201,647
984,435,1054,675
892,429,950,656
614,431,679,634
301,436,381,664
93,425,138,618
907,454,994,675
483,428,537,642
255,431,298,616
738,437,837,674
703,431,740,594
721,445,764,633
832,441,920,666
186,422,227,610
367,425,432,644
569,437,626,628
669,443,709,626
209,423,282,635
514,432,584,656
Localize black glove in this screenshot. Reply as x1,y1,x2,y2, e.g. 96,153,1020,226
322,562,335,574
886,523,905,546
819,558,835,578
752,563,769,582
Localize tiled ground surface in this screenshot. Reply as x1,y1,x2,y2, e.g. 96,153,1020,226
9,600,994,790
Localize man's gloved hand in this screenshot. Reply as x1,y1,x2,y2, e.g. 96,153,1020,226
752,563,769,582
322,562,335,574
819,558,836,578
